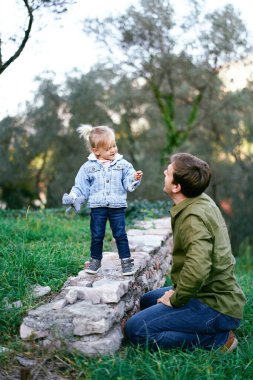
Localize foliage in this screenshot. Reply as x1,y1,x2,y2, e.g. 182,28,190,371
0,116,34,208
126,199,172,225
180,84,253,251
83,0,252,158
0,0,253,251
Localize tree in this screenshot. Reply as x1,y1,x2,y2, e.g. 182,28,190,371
0,0,75,75
0,115,33,208
45,68,113,206
0,76,68,208
179,75,253,252
83,0,252,158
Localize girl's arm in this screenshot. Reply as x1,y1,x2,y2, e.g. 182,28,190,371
122,162,143,192
70,165,91,200
62,165,90,211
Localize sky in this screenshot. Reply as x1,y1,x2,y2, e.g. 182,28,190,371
0,0,253,119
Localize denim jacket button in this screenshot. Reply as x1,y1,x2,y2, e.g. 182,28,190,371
106,180,109,183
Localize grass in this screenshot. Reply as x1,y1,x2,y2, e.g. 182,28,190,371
0,207,252,380
0,208,112,343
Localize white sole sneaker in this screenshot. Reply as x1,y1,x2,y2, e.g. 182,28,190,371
85,268,100,274
122,269,135,276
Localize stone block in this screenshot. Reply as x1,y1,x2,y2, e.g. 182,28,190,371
51,299,67,310
92,279,130,303
20,324,49,340
66,301,114,321
131,252,150,270
73,317,112,335
71,326,123,357
65,287,101,304
65,289,78,304
68,278,93,287
31,285,51,298
127,228,169,237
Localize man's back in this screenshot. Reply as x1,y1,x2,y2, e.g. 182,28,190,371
169,193,246,318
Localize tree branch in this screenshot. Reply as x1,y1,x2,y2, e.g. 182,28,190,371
0,37,2,67
0,0,33,75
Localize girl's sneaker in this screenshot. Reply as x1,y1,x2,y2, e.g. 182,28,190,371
85,258,101,274
121,258,135,276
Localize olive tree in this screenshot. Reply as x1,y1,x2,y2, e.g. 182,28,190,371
83,0,252,157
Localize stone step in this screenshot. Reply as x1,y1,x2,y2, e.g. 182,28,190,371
20,217,173,357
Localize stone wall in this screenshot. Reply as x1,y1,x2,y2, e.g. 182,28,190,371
20,217,173,357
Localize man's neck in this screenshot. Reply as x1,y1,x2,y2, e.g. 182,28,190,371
172,193,187,205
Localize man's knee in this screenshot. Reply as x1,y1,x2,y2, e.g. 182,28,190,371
125,316,157,348
124,317,135,340
125,316,144,343
140,292,151,310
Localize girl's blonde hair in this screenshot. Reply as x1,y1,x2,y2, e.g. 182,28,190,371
77,124,115,151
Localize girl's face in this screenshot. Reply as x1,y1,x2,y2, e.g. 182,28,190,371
92,139,118,161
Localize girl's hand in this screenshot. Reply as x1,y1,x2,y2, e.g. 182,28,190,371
157,289,175,307
134,170,143,181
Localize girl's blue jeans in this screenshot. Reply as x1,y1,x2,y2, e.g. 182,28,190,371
125,287,241,350
90,207,130,260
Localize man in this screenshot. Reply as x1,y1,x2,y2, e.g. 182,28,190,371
125,153,246,351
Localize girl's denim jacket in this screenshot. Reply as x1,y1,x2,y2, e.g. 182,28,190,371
70,153,141,208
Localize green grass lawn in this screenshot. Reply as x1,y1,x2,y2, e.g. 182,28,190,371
0,208,252,380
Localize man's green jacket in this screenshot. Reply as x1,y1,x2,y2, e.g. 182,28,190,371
169,193,246,319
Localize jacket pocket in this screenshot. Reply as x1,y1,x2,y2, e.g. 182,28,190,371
87,166,101,174
112,164,124,171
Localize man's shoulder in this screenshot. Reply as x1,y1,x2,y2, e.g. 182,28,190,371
182,194,224,230
180,194,217,218
188,193,215,208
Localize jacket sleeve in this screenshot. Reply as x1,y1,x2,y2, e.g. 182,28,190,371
122,161,141,192
69,165,90,201
170,214,213,308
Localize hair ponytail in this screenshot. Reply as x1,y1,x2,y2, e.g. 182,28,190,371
77,124,115,151
77,124,93,141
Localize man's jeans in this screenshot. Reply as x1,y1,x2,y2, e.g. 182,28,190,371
90,207,130,260
125,287,241,350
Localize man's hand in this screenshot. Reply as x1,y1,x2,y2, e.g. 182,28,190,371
134,170,143,181
157,289,175,307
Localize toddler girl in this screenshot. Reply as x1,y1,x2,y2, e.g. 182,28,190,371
62,125,143,276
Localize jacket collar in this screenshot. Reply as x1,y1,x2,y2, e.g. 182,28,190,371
170,193,209,218
87,153,123,163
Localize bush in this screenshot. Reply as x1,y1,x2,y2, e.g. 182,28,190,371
126,199,172,225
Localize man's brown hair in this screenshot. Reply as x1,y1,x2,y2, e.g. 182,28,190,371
171,153,211,197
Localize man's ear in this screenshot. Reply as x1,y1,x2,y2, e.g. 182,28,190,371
172,183,181,194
